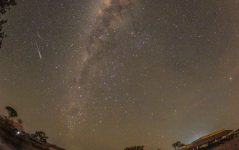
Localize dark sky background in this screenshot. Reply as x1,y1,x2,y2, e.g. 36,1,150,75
0,0,239,149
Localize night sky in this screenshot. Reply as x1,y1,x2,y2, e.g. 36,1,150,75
0,0,239,150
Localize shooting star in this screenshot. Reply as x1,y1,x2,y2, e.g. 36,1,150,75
37,31,44,40
36,42,42,60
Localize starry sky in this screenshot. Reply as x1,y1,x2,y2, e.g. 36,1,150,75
0,0,239,150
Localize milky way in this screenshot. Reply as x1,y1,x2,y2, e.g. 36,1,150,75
63,0,137,131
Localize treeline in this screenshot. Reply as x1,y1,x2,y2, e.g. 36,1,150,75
0,0,16,47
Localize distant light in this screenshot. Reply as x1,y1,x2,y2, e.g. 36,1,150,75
186,130,211,143
188,133,207,143
16,131,21,135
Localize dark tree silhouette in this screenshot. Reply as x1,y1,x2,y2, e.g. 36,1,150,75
30,131,49,143
124,146,144,150
5,106,18,117
0,0,16,47
172,142,177,150
172,141,180,150
172,141,185,150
